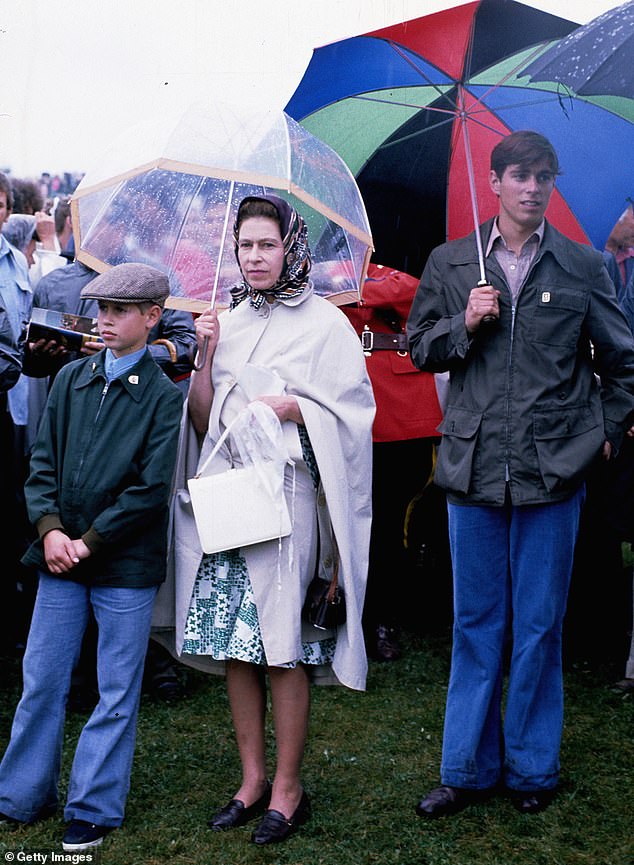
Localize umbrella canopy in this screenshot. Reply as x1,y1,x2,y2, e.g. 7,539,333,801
70,101,373,310
520,0,634,99
286,0,615,276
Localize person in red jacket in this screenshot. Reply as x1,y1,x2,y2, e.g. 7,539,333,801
342,263,447,660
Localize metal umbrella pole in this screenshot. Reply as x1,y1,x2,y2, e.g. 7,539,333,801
193,179,235,371
460,92,497,323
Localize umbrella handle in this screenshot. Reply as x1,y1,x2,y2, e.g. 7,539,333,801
193,336,209,371
478,279,498,326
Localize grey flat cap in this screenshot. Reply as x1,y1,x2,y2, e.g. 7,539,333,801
80,263,170,307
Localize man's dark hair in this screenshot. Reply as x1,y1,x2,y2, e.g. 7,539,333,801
10,177,44,214
0,173,14,211
54,197,72,234
490,131,560,179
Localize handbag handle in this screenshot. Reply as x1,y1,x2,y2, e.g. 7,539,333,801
326,527,340,603
194,410,246,479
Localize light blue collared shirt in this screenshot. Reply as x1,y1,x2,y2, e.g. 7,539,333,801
0,235,32,426
104,346,147,383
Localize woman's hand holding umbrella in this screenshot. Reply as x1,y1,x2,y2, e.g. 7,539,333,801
189,308,220,434
193,308,220,362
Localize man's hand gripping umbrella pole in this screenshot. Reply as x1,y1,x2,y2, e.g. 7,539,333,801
461,104,500,331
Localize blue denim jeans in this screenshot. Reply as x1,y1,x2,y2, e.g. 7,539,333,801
0,574,157,826
441,488,584,792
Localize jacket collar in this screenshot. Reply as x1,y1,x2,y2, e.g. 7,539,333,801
446,218,597,279
74,347,156,402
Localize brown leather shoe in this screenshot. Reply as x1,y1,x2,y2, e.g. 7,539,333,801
509,789,555,814
415,785,485,819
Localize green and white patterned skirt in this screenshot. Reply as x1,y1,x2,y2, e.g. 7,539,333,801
182,426,336,668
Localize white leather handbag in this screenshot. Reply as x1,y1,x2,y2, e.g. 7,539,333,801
188,404,292,555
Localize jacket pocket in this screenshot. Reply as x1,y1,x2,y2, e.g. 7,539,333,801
435,407,483,494
533,404,603,493
531,286,587,347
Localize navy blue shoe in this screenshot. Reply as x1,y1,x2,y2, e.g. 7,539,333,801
62,820,113,851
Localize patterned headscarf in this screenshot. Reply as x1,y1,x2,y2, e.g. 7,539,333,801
229,194,312,310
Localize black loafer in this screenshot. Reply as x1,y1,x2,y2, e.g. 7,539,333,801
509,788,555,814
251,790,311,845
208,782,272,831
415,785,487,819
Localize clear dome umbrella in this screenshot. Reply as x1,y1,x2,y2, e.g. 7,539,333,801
70,99,373,313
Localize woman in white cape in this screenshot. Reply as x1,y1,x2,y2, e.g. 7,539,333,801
153,194,374,845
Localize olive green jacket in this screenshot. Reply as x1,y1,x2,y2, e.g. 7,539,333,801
22,349,183,586
407,219,634,506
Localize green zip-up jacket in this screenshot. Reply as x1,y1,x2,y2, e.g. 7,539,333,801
407,219,634,506
22,348,183,587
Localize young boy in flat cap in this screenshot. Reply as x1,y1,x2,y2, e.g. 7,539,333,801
0,263,184,852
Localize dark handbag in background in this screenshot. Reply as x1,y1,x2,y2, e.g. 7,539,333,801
303,536,346,630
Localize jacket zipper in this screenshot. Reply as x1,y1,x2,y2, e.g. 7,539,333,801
95,381,110,423
503,252,543,488
505,304,516,483
76,381,110,484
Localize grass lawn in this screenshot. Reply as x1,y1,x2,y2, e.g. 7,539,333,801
0,624,632,865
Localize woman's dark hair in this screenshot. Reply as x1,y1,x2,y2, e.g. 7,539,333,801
236,198,281,231
490,130,560,179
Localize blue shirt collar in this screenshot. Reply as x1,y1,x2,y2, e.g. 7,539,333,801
104,346,147,382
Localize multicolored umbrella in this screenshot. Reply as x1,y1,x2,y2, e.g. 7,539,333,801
70,101,373,310
285,0,632,276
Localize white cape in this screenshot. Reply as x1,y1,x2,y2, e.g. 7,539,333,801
153,286,375,691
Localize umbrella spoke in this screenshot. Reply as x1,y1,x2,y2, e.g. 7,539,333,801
352,93,455,116
387,40,460,111
377,114,456,152
466,42,553,110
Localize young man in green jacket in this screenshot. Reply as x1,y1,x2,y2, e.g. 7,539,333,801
408,131,634,818
0,263,183,851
